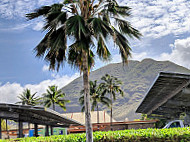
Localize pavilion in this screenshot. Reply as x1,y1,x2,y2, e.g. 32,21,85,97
136,72,190,121
0,103,82,139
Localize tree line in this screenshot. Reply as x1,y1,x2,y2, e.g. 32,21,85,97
15,74,124,130
16,85,69,111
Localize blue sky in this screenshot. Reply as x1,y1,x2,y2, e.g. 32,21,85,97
0,0,190,103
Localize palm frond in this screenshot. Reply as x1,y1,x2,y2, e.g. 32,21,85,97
88,17,113,39
97,35,111,61
45,28,67,70
112,27,131,64
42,85,69,111
114,6,131,17
66,15,89,40
16,89,40,106
68,41,95,71
115,18,141,39
26,6,51,20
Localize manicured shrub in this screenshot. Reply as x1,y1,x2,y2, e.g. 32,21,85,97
1,127,190,142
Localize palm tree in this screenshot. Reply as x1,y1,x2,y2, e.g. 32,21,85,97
79,80,111,124
26,1,141,140
43,85,70,111
16,89,40,106
100,74,124,130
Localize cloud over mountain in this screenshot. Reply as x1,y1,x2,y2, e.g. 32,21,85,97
160,37,190,69
0,73,79,104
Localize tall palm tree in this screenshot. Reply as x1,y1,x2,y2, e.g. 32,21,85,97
79,80,111,124
43,85,70,111
26,0,141,140
100,74,124,130
16,89,40,106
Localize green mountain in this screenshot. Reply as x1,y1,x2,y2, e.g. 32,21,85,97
59,59,190,121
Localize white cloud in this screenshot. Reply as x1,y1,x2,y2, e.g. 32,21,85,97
0,0,36,19
1,0,190,38
124,0,190,38
105,52,148,64
0,83,23,103
131,52,148,61
0,0,63,31
42,65,49,72
38,0,54,5
0,0,58,19
0,73,80,104
109,37,190,70
158,37,190,69
33,21,44,31
0,23,31,32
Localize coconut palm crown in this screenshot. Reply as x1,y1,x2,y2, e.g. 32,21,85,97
16,89,40,106
26,0,141,141
43,85,70,111
100,74,124,130
79,80,111,123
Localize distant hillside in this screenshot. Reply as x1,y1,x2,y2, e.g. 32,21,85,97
58,59,190,121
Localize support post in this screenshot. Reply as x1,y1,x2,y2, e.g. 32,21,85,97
6,119,9,139
50,126,53,135
28,122,30,130
34,123,38,137
0,118,2,139
18,121,23,138
45,125,49,136
184,112,190,125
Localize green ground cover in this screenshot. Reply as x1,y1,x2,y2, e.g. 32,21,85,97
1,127,190,142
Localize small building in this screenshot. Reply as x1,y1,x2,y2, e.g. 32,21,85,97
62,111,157,133
68,120,157,133
62,111,116,124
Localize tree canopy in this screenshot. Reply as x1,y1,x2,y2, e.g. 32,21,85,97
43,85,70,111
16,89,40,106
26,1,141,72
26,0,141,141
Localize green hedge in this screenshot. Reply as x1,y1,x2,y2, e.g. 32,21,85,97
1,127,190,142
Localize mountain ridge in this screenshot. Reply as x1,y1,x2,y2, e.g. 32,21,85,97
58,59,190,121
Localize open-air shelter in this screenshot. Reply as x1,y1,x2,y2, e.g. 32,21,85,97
0,103,82,139
136,72,190,121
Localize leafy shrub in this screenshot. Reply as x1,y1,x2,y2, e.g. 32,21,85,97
1,127,190,142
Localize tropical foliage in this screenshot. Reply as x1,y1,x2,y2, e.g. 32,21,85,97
100,74,124,130
3,127,190,142
26,0,141,140
43,85,70,111
79,80,111,123
16,89,40,106
1,119,9,131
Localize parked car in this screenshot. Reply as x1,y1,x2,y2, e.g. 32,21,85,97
163,120,188,128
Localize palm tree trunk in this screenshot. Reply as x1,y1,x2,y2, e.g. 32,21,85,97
82,51,93,142
97,105,99,124
110,93,113,131
97,104,99,130
6,119,9,139
53,102,55,111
